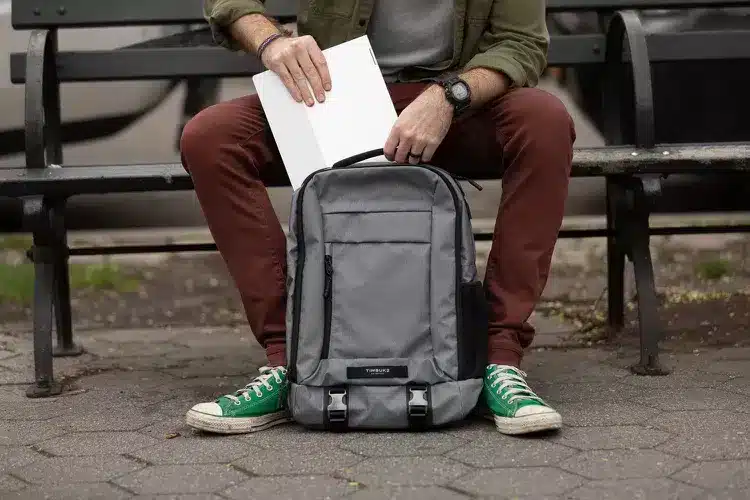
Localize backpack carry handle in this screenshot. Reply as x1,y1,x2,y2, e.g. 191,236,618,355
331,149,388,169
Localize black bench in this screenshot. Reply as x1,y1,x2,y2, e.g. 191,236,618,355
2,0,750,397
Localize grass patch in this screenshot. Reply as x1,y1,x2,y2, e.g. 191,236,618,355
0,261,140,305
695,259,732,281
0,235,32,251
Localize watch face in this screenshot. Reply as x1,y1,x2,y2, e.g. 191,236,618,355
451,82,470,101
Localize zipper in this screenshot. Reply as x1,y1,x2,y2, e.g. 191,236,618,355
288,163,466,382
321,254,333,359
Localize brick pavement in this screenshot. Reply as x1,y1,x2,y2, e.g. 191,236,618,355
0,326,747,499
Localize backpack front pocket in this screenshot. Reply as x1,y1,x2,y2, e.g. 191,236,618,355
322,211,433,361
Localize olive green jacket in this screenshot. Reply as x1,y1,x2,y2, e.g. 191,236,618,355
204,0,549,87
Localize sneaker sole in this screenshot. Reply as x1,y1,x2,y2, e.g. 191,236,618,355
486,412,563,435
185,409,293,434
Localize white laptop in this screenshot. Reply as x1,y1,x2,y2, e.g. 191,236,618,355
252,35,398,190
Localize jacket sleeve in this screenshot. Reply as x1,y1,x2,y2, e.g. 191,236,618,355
204,0,267,51
462,0,549,88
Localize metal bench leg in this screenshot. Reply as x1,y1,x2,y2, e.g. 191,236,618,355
619,178,669,376
50,201,82,357
606,179,626,330
24,198,63,398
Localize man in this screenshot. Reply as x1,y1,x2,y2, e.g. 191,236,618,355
181,0,575,436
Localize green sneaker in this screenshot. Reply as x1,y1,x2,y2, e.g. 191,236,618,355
483,364,562,435
185,366,292,434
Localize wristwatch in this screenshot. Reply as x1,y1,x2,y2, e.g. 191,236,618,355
429,74,472,117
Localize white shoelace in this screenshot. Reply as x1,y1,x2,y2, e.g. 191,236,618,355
488,364,544,405
225,366,286,404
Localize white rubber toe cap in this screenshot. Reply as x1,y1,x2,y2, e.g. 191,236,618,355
190,402,223,416
516,404,557,417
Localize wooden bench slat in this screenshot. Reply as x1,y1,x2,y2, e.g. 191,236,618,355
546,0,750,10
11,0,298,28
2,144,749,198
10,30,750,84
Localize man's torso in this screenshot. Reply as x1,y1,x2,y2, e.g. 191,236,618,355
296,0,495,81
366,0,454,80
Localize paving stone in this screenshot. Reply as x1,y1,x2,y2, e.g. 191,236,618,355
0,446,43,473
563,478,704,500
636,387,740,411
556,425,672,450
132,495,224,500
529,362,630,384
87,328,180,344
84,340,185,359
0,387,29,403
557,401,661,427
169,334,256,352
673,460,750,490
698,488,750,500
722,377,749,396
114,464,247,495
648,410,750,435
447,434,576,467
452,467,584,497
619,368,732,389
223,475,353,499
698,360,750,378
131,493,224,500
133,436,256,464
37,431,160,456
340,432,467,457
2,482,133,499
0,398,74,421
347,457,469,487
0,420,66,446
78,370,177,392
349,485,470,500
156,376,249,407
233,445,361,475
162,357,262,379
658,430,750,460
0,366,31,384
52,407,160,432
137,417,195,440
558,449,689,480
234,425,355,450
0,474,28,492
537,382,643,404
13,455,145,485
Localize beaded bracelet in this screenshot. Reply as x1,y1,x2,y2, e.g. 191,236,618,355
257,32,285,60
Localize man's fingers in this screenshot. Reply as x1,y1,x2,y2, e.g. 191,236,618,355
275,65,302,103
308,46,332,91
285,58,315,106
383,128,400,161
407,140,426,164
297,50,326,102
394,136,414,164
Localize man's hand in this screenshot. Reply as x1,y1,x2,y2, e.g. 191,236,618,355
229,14,331,107
261,35,331,106
384,85,453,164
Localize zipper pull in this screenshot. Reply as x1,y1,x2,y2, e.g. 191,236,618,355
323,255,333,297
453,175,483,191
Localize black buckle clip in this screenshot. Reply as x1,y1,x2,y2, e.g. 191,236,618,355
327,387,348,423
407,386,429,418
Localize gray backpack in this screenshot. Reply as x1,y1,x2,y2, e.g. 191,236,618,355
285,149,489,430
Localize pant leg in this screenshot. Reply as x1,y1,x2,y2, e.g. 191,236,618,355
180,94,289,367
431,87,576,367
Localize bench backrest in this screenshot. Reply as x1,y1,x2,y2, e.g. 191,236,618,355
9,0,750,81
11,0,297,29
12,0,750,29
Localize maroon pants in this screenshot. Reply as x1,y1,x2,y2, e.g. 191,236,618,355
180,83,575,368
